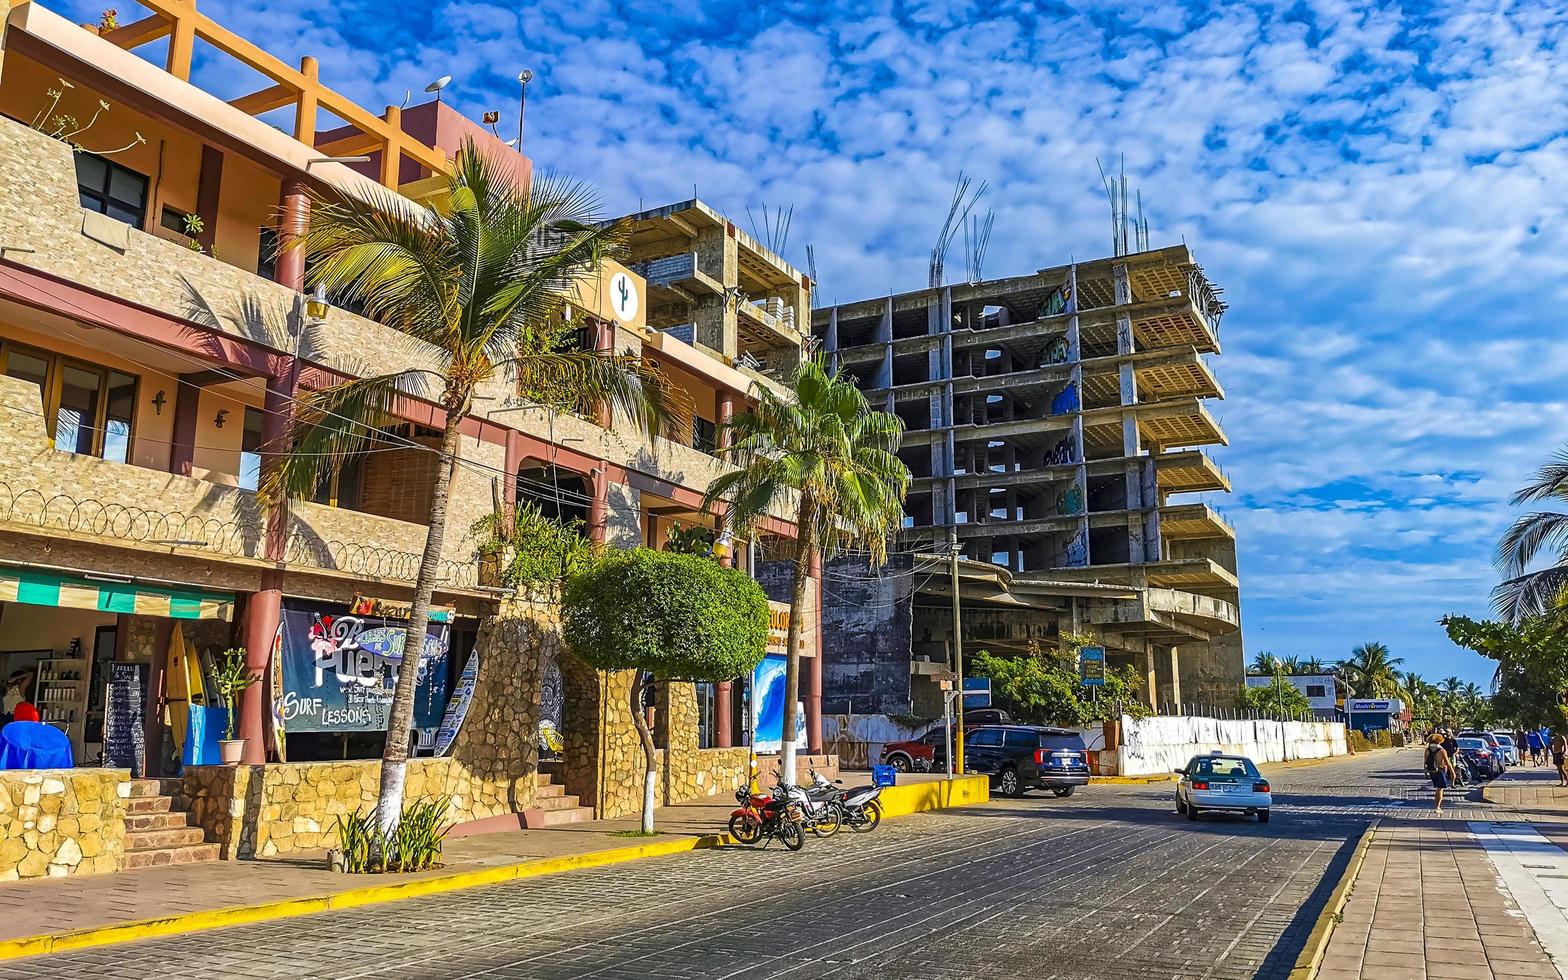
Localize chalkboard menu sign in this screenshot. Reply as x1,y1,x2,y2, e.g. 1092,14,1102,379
103,662,147,774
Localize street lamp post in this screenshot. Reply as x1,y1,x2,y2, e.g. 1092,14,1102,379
1274,657,1288,762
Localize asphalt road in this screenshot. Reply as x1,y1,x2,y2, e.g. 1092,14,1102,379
16,748,1477,980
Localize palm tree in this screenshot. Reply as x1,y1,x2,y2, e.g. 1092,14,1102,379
705,358,909,778
1280,655,1302,675
1339,641,1404,698
1399,670,1425,703
1496,447,1568,622
274,142,684,833
1300,656,1326,675
1248,651,1278,676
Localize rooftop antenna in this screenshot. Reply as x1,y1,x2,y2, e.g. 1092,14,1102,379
929,172,987,288
805,243,819,286
746,202,794,254
424,75,452,104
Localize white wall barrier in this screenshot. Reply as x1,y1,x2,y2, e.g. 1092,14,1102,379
1115,714,1349,776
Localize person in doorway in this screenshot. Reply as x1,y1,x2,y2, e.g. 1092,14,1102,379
1553,731,1567,787
1425,733,1457,813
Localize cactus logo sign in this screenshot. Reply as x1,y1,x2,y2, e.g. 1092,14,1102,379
610,271,638,322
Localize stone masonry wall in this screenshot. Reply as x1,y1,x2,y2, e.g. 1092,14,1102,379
0,769,129,879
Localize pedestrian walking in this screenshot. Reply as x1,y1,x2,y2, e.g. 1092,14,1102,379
1527,728,1545,766
1425,733,1457,813
1553,731,1567,787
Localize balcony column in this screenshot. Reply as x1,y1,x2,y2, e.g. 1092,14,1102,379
588,468,608,546
168,378,200,476
806,550,823,754
594,318,614,427
276,177,310,292
503,430,523,510
717,388,737,450
238,365,295,764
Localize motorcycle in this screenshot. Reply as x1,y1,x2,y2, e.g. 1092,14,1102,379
809,769,883,834
728,779,806,851
783,775,842,837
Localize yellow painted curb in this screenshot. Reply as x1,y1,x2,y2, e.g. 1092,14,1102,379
0,833,725,962
0,775,990,962
1288,818,1379,980
1092,774,1176,784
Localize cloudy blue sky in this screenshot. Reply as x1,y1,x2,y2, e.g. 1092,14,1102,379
77,0,1568,683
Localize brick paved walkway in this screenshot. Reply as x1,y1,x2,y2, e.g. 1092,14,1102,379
1318,762,1568,980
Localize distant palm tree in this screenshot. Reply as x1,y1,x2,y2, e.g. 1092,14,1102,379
1440,676,1463,696
1280,655,1302,675
1249,651,1280,676
1339,642,1404,698
1496,447,1568,621
1300,657,1326,675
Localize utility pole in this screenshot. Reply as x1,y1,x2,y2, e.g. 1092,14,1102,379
949,528,965,776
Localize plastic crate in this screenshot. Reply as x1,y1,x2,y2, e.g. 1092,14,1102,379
871,764,897,788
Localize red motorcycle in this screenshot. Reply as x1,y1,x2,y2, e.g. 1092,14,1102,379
728,782,805,851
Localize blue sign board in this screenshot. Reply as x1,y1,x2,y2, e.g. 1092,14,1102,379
963,676,991,710
277,600,453,734
1079,646,1106,687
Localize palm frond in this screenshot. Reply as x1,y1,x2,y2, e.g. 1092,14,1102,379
1512,446,1568,504
1495,511,1568,579
1493,566,1568,624
261,371,424,503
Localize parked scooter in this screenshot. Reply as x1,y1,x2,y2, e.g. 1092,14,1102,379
808,769,883,834
728,780,805,851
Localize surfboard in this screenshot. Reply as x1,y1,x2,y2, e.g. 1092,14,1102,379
165,623,191,753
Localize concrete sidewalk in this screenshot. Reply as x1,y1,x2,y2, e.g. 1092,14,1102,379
1316,765,1568,980
0,771,984,959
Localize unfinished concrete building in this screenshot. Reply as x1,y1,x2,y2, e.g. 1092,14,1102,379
616,200,813,390
814,245,1244,707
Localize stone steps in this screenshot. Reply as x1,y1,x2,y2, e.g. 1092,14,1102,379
121,779,220,869
124,826,207,851
519,805,594,827
121,843,221,870
125,811,191,832
521,773,594,828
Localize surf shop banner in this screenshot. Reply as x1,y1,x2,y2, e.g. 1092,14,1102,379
276,599,453,734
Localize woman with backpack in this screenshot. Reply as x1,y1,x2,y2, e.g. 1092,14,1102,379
1425,733,1457,813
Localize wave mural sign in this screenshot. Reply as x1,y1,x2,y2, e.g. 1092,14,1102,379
750,653,804,754
277,599,453,734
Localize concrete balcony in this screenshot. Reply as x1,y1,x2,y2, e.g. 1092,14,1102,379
1158,503,1235,541
0,376,478,590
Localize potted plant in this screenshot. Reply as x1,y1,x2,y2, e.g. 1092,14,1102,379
212,647,259,765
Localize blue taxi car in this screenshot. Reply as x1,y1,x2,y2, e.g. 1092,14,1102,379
1176,752,1272,823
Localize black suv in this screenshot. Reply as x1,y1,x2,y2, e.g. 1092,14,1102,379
931,725,1091,798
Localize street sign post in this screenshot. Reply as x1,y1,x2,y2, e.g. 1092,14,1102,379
962,676,991,710
1079,646,1106,687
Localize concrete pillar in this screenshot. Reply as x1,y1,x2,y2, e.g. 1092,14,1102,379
195,146,223,252
238,581,280,763
168,379,200,476
1144,644,1158,711
1167,647,1184,709
502,430,522,510
276,178,310,292
588,469,608,546
715,681,734,748
718,388,736,450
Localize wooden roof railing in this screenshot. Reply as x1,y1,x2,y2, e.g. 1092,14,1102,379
89,0,449,188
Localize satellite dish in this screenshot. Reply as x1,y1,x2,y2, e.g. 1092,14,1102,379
424,75,452,102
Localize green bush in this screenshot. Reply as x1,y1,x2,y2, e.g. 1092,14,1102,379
1347,730,1373,753
1235,677,1313,717
970,643,1146,726
562,548,768,679
1373,730,1393,748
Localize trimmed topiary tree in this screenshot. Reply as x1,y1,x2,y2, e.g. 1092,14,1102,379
562,548,769,832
